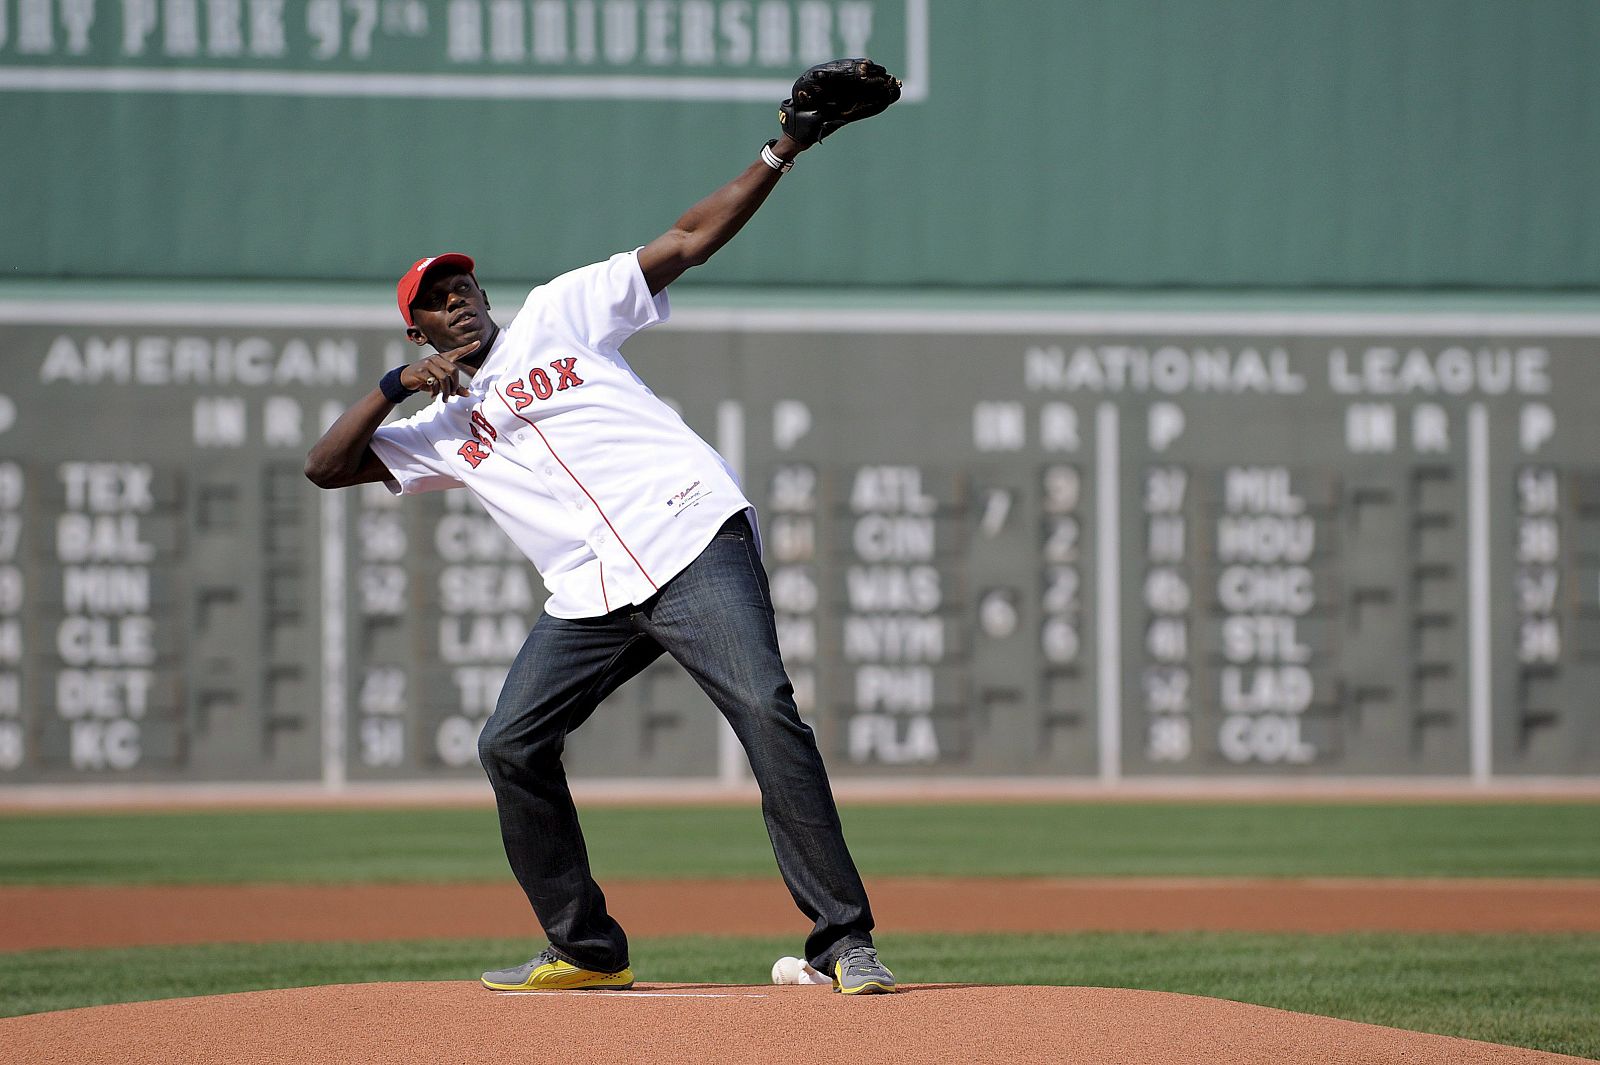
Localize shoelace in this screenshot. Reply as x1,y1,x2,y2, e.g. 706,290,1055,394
839,948,882,972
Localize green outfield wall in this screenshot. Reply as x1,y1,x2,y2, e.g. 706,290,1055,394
2,0,1597,288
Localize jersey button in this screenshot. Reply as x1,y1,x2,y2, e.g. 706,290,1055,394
543,466,555,476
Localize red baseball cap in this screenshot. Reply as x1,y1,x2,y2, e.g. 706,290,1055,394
396,253,476,326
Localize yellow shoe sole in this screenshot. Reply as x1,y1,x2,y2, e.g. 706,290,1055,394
833,956,897,995
481,963,635,991
836,977,896,995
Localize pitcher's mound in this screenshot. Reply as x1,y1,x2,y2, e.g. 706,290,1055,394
0,982,1586,1065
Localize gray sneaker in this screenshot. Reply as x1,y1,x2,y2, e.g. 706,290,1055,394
481,947,635,991
832,946,896,995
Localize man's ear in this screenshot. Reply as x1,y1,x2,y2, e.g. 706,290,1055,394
480,288,490,311
406,326,428,346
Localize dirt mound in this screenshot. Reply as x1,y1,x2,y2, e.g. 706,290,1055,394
0,982,1585,1065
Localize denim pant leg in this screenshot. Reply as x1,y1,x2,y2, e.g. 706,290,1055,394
637,518,876,972
478,610,663,972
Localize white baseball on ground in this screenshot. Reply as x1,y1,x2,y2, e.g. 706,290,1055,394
770,956,804,984
770,956,831,986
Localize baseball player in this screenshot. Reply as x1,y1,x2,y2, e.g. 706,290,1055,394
305,61,902,995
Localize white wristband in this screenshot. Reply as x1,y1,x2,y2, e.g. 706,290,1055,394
761,140,794,173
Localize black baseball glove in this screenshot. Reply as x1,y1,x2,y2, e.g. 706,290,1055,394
779,58,902,146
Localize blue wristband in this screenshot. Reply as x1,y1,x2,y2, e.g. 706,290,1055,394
379,365,416,404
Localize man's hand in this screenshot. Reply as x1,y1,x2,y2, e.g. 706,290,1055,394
306,341,481,489
779,58,902,146
400,340,480,401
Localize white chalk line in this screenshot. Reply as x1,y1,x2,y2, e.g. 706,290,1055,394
492,990,769,999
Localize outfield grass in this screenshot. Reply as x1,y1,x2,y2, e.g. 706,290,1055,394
4,803,1597,1056
1,802,1596,884
2,933,1596,1058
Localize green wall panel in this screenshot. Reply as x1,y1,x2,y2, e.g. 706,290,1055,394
1,0,1596,288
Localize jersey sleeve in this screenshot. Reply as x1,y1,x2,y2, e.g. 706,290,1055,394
524,250,670,352
369,404,466,496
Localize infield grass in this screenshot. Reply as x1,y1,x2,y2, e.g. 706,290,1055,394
2,933,1597,1058
1,802,1597,884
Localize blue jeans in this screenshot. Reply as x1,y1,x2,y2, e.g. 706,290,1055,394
477,512,876,975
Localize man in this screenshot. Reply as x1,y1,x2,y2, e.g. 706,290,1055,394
305,61,901,995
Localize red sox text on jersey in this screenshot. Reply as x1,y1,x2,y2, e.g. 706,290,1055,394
457,357,585,468
369,250,753,619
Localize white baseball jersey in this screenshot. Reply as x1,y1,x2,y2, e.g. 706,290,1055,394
370,250,753,619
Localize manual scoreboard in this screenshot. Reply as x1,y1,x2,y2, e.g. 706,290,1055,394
0,303,1595,783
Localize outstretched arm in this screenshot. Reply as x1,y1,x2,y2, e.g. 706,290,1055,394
636,133,807,295
638,58,901,293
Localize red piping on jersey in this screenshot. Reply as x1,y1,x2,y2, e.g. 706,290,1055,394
494,386,658,590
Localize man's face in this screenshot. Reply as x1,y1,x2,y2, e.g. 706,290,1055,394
407,267,491,351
